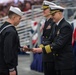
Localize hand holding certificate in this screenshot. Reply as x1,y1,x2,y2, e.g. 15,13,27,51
23,47,33,51
22,45,42,53
23,46,33,51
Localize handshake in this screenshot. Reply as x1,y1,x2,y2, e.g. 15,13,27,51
22,45,43,53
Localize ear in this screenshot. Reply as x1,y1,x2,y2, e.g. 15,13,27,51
12,15,16,20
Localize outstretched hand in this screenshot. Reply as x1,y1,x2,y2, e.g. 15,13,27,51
22,46,42,53
32,48,42,53
23,46,33,51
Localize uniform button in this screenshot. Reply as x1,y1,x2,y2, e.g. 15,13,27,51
53,53,55,56
56,54,58,56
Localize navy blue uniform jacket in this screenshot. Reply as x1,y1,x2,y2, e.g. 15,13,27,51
51,18,74,70
0,22,20,72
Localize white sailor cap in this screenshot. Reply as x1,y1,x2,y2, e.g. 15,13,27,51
9,6,23,16
42,0,57,10
49,3,65,15
49,5,65,10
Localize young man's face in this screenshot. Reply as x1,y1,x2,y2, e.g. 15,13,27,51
13,15,21,26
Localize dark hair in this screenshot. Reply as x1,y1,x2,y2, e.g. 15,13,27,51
8,11,16,18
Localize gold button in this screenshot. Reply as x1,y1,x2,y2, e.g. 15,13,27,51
56,54,58,56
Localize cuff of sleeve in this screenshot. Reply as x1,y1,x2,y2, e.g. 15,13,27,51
9,68,15,72
44,45,52,53
42,47,46,54
39,44,44,48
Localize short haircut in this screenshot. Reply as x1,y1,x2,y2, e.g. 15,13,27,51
8,11,17,18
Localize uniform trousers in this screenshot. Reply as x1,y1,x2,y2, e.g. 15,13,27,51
56,69,74,75
43,62,56,75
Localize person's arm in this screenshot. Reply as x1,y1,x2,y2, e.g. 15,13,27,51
42,25,73,53
10,70,16,75
3,31,17,72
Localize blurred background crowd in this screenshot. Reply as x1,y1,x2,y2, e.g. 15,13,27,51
0,0,45,18
0,0,76,19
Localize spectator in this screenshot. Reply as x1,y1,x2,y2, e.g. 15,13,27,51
23,1,32,12
17,1,24,11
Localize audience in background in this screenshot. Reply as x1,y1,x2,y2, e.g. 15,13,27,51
23,1,32,12
0,0,76,18
0,0,44,18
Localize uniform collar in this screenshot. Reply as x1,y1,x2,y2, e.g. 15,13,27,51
56,17,63,25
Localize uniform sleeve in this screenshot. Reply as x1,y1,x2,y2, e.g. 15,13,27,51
51,26,72,50
42,26,73,53
3,31,17,69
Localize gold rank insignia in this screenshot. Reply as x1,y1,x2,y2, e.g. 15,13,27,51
45,45,52,53
39,44,44,48
46,25,51,29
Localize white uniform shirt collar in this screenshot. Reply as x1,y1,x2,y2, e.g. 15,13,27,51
56,17,63,25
